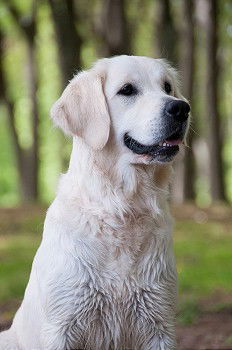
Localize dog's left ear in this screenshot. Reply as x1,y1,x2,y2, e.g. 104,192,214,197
50,69,110,150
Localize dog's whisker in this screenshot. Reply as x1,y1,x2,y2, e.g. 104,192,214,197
189,125,199,136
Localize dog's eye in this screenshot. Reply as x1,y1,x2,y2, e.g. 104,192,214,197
164,81,172,94
117,83,137,96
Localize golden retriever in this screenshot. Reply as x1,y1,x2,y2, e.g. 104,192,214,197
0,55,190,350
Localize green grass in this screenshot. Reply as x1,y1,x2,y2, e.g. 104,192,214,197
0,207,232,325
177,299,201,325
225,335,232,346
0,235,41,301
174,220,232,296
0,209,43,302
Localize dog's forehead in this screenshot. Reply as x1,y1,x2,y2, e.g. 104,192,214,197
104,56,169,84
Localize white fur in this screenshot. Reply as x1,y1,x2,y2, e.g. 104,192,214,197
0,56,188,350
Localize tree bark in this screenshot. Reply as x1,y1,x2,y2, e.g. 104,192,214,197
48,0,82,87
205,0,226,201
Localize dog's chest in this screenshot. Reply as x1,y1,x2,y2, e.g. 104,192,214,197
50,274,176,350
44,203,176,348
46,234,176,349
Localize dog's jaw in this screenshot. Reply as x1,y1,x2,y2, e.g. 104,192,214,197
123,133,184,163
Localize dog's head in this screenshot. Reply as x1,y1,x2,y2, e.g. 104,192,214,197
51,55,190,164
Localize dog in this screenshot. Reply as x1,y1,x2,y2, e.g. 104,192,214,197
0,55,190,350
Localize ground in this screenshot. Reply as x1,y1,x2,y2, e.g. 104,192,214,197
0,204,231,349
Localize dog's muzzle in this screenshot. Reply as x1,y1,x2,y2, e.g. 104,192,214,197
124,100,190,163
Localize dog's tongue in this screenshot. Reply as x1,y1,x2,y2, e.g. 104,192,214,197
165,139,182,145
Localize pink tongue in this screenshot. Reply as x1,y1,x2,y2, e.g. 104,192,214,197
165,139,182,145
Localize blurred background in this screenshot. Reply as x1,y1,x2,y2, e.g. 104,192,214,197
0,0,231,348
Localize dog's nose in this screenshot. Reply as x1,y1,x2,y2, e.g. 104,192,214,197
165,100,190,122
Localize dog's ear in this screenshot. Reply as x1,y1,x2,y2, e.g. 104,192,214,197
50,69,110,150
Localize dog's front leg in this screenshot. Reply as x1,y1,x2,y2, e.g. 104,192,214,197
41,323,76,350
41,322,85,350
0,328,19,350
148,329,176,350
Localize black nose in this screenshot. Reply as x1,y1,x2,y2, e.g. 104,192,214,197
165,100,190,122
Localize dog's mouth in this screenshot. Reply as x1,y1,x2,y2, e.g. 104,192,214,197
124,130,184,162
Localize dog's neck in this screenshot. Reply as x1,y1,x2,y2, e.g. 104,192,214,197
58,137,172,220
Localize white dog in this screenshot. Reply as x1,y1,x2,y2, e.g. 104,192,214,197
0,56,190,350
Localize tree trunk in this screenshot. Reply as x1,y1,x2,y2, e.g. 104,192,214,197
48,0,82,171
181,0,195,201
48,0,82,87
25,36,39,200
155,0,178,65
96,0,131,57
4,2,39,201
205,0,226,201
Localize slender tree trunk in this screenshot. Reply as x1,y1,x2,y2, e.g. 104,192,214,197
0,32,21,167
6,104,36,201
205,0,226,201
0,33,25,199
5,1,39,201
25,35,39,200
95,0,131,57
48,0,82,87
48,0,82,171
181,0,195,201
155,0,178,65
